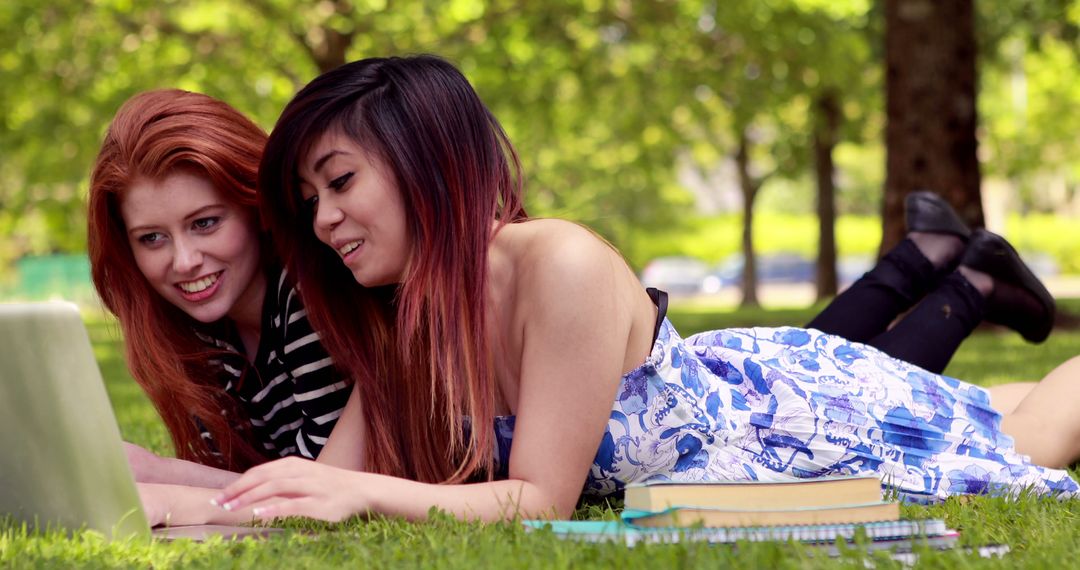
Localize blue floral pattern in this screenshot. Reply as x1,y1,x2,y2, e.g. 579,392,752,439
493,319,1079,502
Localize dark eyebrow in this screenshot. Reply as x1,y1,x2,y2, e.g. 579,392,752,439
313,150,345,174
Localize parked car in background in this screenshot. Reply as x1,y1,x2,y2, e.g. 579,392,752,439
643,253,879,297
837,255,874,287
701,253,816,294
639,256,710,295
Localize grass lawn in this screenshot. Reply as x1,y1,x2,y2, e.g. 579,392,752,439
5,303,1080,568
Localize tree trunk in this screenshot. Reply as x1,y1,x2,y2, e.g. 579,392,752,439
735,130,760,308
882,0,982,255
311,28,352,73
814,90,841,300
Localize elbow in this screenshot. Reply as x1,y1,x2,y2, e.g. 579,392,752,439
552,502,577,520
518,484,578,521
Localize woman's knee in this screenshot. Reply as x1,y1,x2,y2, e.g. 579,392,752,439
988,382,1037,415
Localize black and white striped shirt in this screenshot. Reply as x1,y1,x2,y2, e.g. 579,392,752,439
197,266,351,460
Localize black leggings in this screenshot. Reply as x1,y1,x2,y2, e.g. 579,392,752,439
806,239,985,374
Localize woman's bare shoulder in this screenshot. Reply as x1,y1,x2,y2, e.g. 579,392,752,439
502,219,616,263
495,219,632,303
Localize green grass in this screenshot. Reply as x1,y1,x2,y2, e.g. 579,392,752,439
5,307,1080,568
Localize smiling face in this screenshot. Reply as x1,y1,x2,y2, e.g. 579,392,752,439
120,169,265,326
298,130,411,287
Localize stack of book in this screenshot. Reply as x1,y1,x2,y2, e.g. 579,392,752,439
621,473,899,528
524,475,994,558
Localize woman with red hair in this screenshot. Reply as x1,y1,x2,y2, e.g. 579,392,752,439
187,56,1079,525
87,90,354,515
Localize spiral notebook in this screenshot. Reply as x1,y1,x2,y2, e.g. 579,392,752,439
521,518,951,546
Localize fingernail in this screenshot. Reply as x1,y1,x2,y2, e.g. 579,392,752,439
222,501,234,511
252,507,264,516
209,497,220,507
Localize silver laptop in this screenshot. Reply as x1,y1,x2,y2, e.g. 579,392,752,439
0,302,280,541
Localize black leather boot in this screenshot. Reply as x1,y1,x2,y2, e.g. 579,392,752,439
904,190,972,239
961,229,1055,343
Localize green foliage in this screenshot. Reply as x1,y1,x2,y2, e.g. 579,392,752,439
0,0,885,268
4,0,1080,277
978,1,1080,212
1,0,701,266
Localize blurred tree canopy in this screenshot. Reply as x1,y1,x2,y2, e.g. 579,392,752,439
2,0,1080,273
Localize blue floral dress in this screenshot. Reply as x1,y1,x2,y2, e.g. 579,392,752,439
493,319,1079,503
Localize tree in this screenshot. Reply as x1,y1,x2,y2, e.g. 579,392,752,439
813,90,842,298
665,0,877,306
0,0,692,268
882,0,982,255
664,1,812,308
783,0,877,300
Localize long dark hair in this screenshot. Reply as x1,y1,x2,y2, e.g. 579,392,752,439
259,56,527,483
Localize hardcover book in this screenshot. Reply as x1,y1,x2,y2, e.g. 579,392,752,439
623,475,883,512
621,500,900,528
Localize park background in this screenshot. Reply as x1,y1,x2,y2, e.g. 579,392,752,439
8,1,1080,567
4,0,1080,308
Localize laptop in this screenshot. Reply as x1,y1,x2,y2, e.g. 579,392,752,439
0,302,281,541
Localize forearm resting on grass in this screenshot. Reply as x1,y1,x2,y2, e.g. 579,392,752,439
358,474,566,522
125,442,240,488
137,482,261,527
205,386,576,522
214,459,571,523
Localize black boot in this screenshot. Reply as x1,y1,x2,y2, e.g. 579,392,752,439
960,229,1055,343
904,190,972,239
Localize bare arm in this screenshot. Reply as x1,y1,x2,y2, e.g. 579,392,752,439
137,482,259,527
132,384,363,526
210,461,561,522
125,442,240,488
213,224,640,521
312,381,366,471
131,376,365,526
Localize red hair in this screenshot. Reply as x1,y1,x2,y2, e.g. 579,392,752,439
88,89,270,470
259,56,526,483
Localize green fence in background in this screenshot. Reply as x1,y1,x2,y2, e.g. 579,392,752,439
0,255,99,306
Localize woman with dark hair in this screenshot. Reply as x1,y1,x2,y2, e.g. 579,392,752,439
87,90,354,513
185,55,1080,525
